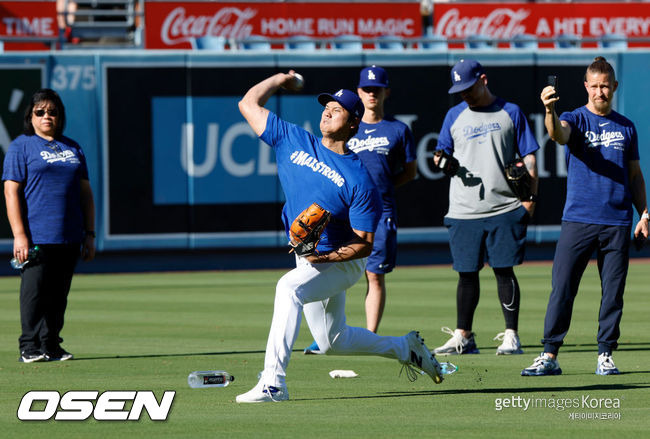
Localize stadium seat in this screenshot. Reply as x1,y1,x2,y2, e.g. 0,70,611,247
286,35,317,50
420,29,447,51
555,33,580,49
465,34,495,50
511,33,538,49
598,33,627,49
332,34,362,50
376,35,404,50
192,36,227,51
241,35,271,51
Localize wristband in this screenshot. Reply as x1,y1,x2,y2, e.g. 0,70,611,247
642,212,649,221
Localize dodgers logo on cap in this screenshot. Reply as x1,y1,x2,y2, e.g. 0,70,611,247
358,65,389,88
317,89,365,119
448,59,484,94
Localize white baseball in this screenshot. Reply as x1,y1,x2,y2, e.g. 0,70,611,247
292,72,304,90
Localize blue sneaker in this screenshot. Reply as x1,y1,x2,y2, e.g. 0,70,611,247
596,353,620,375
303,340,322,355
521,353,562,376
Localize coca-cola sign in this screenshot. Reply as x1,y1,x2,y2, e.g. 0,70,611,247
434,2,650,45
436,8,529,40
160,6,257,45
146,1,420,49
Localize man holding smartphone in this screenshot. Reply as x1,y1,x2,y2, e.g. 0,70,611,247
522,56,649,376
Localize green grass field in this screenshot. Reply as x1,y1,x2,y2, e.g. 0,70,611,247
1,261,649,438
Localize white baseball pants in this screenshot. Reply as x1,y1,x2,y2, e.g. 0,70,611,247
260,256,409,388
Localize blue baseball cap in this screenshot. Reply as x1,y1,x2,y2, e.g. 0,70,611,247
358,65,389,88
318,89,364,119
448,59,484,94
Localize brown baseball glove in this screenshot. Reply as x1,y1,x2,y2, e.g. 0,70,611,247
289,203,331,256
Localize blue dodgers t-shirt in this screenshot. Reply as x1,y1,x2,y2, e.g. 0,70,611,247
560,106,639,226
3,134,89,244
436,97,540,219
261,112,382,252
347,116,416,216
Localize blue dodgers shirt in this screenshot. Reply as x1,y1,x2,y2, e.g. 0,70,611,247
261,112,382,252
2,134,89,244
560,106,639,226
437,97,540,219
347,116,416,216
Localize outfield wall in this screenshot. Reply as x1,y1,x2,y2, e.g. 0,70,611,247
0,49,648,253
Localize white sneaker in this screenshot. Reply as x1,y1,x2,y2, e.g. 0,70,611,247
401,331,443,384
235,381,289,403
433,327,480,355
596,353,620,375
494,329,524,355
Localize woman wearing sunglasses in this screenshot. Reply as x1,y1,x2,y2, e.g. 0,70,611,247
3,88,96,363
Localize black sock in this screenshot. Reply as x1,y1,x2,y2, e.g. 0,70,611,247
494,267,520,331
456,271,480,331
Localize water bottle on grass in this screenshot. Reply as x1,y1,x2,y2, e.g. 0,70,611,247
188,371,234,388
440,362,458,375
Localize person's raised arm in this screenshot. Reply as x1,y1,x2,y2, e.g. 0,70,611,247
541,85,571,145
238,70,302,136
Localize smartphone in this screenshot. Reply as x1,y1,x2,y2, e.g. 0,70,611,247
547,75,558,99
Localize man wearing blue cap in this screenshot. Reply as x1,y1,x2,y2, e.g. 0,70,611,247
352,65,417,334
236,70,442,403
304,66,416,356
432,59,540,357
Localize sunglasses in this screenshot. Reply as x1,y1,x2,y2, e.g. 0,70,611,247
33,109,58,117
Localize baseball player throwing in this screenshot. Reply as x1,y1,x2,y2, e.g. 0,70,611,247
304,66,416,355
235,71,442,403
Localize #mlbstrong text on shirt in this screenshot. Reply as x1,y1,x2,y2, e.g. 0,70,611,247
462,122,501,140
40,150,80,164
585,130,625,149
290,150,345,187
348,135,391,155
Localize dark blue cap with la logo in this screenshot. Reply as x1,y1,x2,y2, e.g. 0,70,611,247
358,65,389,88
448,59,484,94
318,89,364,119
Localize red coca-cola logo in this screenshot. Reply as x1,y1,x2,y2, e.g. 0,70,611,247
435,7,530,38
160,6,257,45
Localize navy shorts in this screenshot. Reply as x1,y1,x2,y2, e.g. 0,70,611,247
366,216,397,274
444,206,529,272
